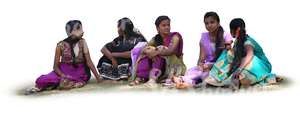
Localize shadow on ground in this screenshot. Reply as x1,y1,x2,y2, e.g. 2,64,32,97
16,75,291,97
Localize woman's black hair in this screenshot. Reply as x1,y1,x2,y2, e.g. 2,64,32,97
153,15,170,46
65,20,82,34
228,18,247,75
204,12,225,61
117,17,145,40
63,20,83,68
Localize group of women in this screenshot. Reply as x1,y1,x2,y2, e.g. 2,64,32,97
25,11,281,94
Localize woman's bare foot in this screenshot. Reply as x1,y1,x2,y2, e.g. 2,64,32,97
175,82,191,89
58,79,75,90
144,78,158,88
172,76,182,84
240,78,251,89
276,76,283,82
129,80,140,86
73,82,85,88
25,87,41,95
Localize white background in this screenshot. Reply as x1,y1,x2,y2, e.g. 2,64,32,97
0,0,299,114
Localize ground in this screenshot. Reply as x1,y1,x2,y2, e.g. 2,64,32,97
17,76,290,97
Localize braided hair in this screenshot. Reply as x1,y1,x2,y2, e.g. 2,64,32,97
118,17,145,40
63,20,82,68
228,18,247,75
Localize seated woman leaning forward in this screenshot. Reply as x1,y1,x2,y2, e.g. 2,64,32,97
26,20,102,95
97,17,146,81
203,18,282,90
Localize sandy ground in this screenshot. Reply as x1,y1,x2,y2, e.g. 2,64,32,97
15,75,290,97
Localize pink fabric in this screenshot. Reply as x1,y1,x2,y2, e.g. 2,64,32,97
35,63,89,89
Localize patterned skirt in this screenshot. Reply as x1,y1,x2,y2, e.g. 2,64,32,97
205,50,276,86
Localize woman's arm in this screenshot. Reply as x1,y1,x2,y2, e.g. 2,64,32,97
198,43,206,65
53,44,65,78
83,42,101,82
232,45,254,78
225,41,233,50
239,45,254,69
101,46,114,60
101,46,118,68
199,43,213,71
111,51,131,58
84,51,101,82
158,34,180,56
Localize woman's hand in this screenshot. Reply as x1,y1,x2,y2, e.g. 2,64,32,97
197,63,204,71
157,45,168,51
202,64,211,71
146,50,160,58
232,68,242,79
198,63,213,72
225,44,232,50
111,58,118,68
95,75,103,83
